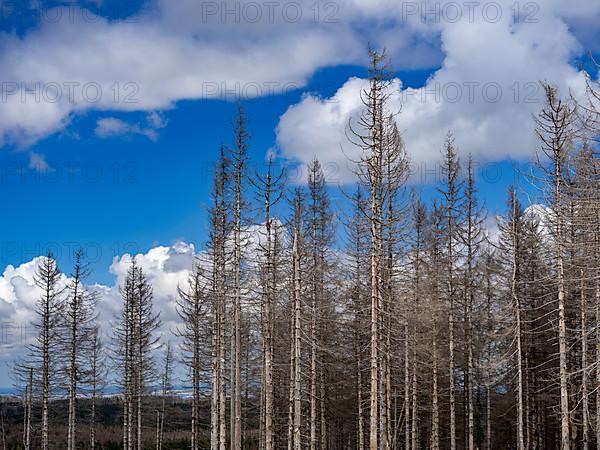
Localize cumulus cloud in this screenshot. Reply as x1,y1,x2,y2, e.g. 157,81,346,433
0,242,199,386
0,220,296,386
94,112,166,141
2,0,597,148
0,1,366,147
275,2,599,182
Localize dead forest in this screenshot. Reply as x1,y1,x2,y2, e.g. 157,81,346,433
4,51,600,450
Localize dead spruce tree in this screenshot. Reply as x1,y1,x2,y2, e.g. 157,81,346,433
428,201,445,450
255,156,284,450
407,197,428,450
305,158,335,450
381,115,408,450
62,248,97,450
115,260,161,450
229,102,249,450
136,265,161,450
438,133,464,450
89,326,106,450
21,367,33,450
498,187,526,450
176,263,208,450
347,188,369,450
207,148,231,450
534,83,578,450
117,259,136,450
15,254,64,450
459,157,484,450
346,47,411,450
288,188,305,450
156,342,174,450
348,48,390,450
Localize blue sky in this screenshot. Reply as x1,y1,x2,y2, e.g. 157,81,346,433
0,63,433,283
0,63,526,284
0,0,599,386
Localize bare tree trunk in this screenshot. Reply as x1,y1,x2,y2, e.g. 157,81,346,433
292,217,302,450
219,297,227,450
124,389,129,450
68,311,78,450
431,318,439,450
128,280,135,450
192,339,200,450
581,273,589,450
486,385,491,450
508,189,526,450
310,279,318,450
485,255,493,450
465,163,477,450
137,299,144,450
211,317,219,449
320,369,327,450
231,332,236,450
128,351,134,450
155,410,161,450
351,190,365,450
447,227,456,450
0,409,6,450
288,319,295,450
466,322,474,450
90,329,101,450
287,233,298,450
25,369,32,450
404,323,410,450
65,255,90,450
123,297,131,450
91,387,96,450
596,278,600,449
410,211,421,450
258,159,279,450
556,161,570,450
411,337,418,450
160,405,165,449
514,253,525,450
22,387,26,449
441,136,460,450
231,105,247,450
42,309,50,449
263,269,274,450
259,366,265,450
357,342,365,450
41,270,52,450
535,84,574,450
369,201,380,450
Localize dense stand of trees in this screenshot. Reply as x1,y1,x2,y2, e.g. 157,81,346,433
6,52,600,450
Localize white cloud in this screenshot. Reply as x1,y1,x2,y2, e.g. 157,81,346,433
0,221,296,387
94,114,162,141
147,111,167,130
28,152,49,171
0,242,199,387
0,1,366,147
1,1,596,149
275,2,599,182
